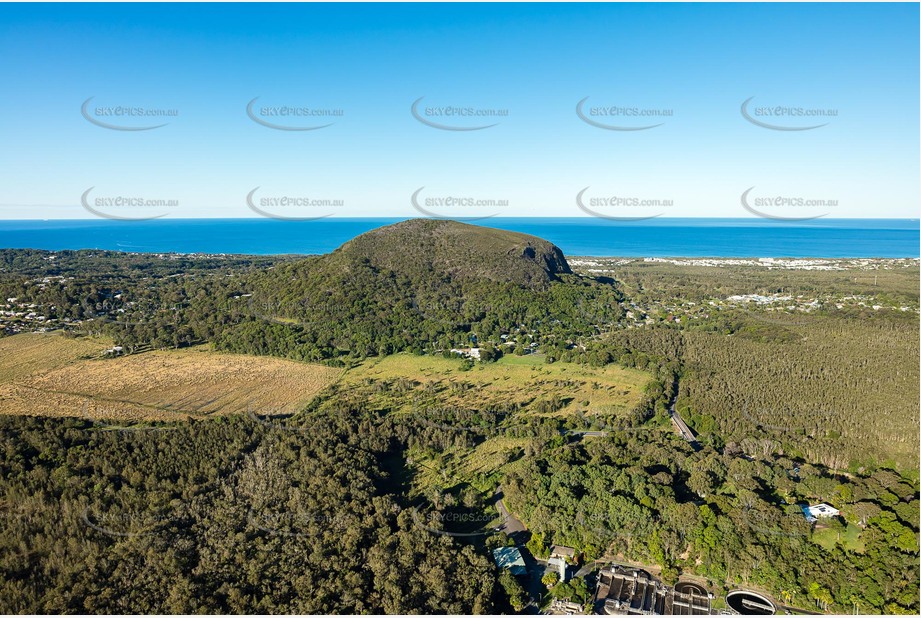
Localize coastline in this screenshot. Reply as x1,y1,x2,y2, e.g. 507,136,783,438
1,218,919,259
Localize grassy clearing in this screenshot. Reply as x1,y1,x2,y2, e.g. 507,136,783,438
496,353,547,366
341,353,651,497
411,436,532,493
0,333,342,423
345,352,650,419
0,332,113,383
812,523,865,553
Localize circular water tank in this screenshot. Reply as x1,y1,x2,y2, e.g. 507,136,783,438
675,582,707,596
725,590,776,615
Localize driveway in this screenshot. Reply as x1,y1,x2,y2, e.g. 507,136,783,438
494,488,527,536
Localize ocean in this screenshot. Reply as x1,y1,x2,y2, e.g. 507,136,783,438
0,218,918,258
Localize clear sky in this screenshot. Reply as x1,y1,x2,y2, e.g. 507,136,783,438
0,2,918,220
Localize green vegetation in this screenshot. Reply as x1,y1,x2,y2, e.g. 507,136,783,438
1,223,918,614
527,532,551,560
497,570,527,612
215,220,622,362
0,413,499,613
550,577,590,604
812,522,864,553
596,257,919,309
679,319,919,469
343,353,650,420
502,420,918,613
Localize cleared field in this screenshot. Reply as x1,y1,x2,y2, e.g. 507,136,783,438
812,523,865,553
0,333,342,423
0,332,112,383
344,353,651,419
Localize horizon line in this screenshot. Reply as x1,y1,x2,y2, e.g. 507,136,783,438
1,216,918,222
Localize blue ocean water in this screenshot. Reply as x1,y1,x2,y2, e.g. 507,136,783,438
0,218,918,258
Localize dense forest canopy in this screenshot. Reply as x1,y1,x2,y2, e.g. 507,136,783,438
0,414,498,613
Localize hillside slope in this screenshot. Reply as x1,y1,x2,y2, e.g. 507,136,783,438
216,219,621,361
331,219,571,286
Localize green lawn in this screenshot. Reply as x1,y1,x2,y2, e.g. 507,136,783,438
812,523,865,553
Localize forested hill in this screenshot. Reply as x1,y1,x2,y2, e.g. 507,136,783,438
216,219,619,360
329,219,572,286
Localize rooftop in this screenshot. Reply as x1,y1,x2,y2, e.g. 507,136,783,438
492,546,527,576
551,544,576,558
802,503,840,521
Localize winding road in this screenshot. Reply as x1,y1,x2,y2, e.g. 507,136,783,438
493,488,547,613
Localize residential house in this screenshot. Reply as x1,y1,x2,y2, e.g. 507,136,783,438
492,546,527,576
802,503,840,523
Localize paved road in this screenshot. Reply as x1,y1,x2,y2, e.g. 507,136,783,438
670,410,697,443
564,378,700,450
493,488,547,614
667,379,701,451
575,559,605,578
494,490,526,535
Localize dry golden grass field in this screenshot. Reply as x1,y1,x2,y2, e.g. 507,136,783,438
0,335,647,433
0,332,107,383
0,333,342,423
344,352,651,419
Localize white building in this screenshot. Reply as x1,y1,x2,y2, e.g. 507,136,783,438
548,556,567,582
449,347,480,359
802,503,840,523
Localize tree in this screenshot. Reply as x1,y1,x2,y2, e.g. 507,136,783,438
498,570,527,612
527,532,550,559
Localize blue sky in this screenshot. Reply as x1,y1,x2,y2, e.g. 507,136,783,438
0,2,918,220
